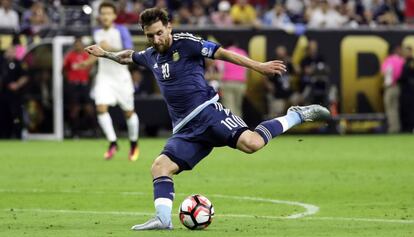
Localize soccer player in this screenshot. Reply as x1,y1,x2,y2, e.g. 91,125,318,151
85,8,331,230
78,2,139,161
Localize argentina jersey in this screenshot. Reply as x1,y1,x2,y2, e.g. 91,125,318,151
132,33,221,133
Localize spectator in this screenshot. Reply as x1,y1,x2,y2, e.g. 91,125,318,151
191,2,211,26
399,46,414,133
405,0,414,24
0,0,20,31
21,1,50,36
63,37,96,137
381,44,404,133
173,4,193,25
230,0,260,27
211,0,233,27
0,44,29,138
115,0,140,25
307,0,347,28
262,2,292,28
285,0,305,23
216,41,248,116
373,0,404,25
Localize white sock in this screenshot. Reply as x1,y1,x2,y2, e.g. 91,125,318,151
126,112,139,142
97,112,117,142
154,198,173,225
275,111,302,132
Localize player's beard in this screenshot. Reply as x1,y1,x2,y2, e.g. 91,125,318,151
154,37,171,54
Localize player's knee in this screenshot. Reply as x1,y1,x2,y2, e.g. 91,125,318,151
241,136,263,154
237,131,264,154
151,156,178,177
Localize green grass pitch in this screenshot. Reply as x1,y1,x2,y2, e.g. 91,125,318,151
0,135,413,236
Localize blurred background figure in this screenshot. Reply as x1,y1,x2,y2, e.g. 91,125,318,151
204,58,221,93
0,0,20,31
130,66,155,97
21,1,50,36
216,40,248,117
63,37,96,138
265,45,300,117
211,0,233,27
114,0,141,25
230,0,260,27
191,2,211,26
0,42,29,138
299,39,325,97
307,0,347,28
301,62,336,107
262,2,292,28
399,46,414,133
381,44,404,133
373,0,404,25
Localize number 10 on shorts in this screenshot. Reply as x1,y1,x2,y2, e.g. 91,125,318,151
220,115,247,130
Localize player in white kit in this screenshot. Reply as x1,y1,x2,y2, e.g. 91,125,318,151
78,2,139,161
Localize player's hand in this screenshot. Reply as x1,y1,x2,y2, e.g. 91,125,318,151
84,45,105,57
257,60,287,76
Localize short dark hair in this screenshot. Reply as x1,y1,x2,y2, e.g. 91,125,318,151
140,8,169,29
99,1,117,14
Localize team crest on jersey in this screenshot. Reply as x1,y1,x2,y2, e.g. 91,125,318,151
173,51,180,62
201,47,209,56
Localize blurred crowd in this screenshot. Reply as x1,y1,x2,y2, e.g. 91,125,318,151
1,0,414,138
0,0,412,35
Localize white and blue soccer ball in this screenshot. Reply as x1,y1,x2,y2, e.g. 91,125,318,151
179,194,214,230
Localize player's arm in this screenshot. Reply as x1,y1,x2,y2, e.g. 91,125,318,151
213,47,286,76
84,45,133,65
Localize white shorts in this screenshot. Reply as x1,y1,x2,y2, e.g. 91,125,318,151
92,81,135,111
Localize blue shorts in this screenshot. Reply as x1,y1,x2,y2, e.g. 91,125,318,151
161,102,249,173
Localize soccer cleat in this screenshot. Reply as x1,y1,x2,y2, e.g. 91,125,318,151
288,104,331,122
128,145,139,161
104,142,118,160
131,217,173,231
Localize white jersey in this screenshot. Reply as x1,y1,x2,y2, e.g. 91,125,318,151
92,24,135,110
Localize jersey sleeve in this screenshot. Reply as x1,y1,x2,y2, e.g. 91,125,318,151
182,35,221,59
132,49,149,67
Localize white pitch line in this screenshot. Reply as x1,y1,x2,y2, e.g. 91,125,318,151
207,194,319,219
307,216,414,224
4,189,414,224
2,208,414,224
0,189,318,219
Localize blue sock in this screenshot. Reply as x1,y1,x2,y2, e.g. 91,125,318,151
255,111,302,144
153,176,174,225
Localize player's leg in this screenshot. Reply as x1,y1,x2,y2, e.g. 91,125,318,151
94,84,119,159
131,154,178,230
117,86,140,161
96,104,118,159
131,137,213,231
124,109,140,161
237,104,331,153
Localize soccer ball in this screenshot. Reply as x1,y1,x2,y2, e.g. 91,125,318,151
179,194,214,230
